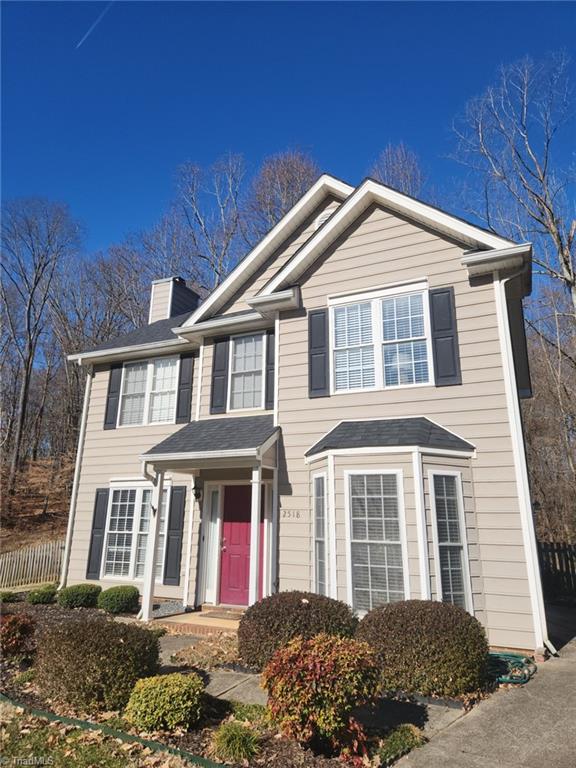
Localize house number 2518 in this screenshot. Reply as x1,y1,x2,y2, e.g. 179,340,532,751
281,510,301,519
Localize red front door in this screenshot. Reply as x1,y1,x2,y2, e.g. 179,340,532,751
218,485,264,606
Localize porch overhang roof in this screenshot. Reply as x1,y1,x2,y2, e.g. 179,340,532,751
140,415,279,464
305,417,475,461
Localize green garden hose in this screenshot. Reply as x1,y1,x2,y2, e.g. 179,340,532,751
0,690,219,768
487,652,537,685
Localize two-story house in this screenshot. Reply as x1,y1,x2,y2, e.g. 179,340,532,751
60,174,550,653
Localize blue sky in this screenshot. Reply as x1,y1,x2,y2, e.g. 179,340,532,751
2,1,575,252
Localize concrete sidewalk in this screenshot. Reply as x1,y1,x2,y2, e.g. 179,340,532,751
398,638,576,768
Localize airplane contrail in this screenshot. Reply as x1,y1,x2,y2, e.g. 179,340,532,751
75,1,115,50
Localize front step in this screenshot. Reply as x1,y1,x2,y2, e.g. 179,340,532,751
154,609,241,637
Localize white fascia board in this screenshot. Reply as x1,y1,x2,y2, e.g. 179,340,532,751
68,338,191,365
247,287,300,314
174,311,268,340
462,244,532,275
141,448,258,462
260,179,515,296
304,446,476,464
181,175,353,327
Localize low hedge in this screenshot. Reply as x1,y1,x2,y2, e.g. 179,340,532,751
0,591,22,604
125,672,204,731
57,583,101,609
27,584,57,605
0,614,36,657
238,591,358,670
356,600,489,697
35,613,159,711
97,586,140,614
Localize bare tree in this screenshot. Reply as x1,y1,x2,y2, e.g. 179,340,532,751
177,154,246,288
370,142,425,198
1,198,80,499
245,149,320,243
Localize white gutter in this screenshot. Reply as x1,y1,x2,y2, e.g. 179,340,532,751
247,287,300,317
174,311,265,340
462,243,532,275
59,366,93,588
68,337,190,365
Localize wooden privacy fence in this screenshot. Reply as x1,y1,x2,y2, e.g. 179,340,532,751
538,541,576,601
0,539,65,590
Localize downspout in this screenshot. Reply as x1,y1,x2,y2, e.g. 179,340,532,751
495,269,556,656
59,363,93,588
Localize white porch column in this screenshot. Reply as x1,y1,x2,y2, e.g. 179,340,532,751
248,464,262,605
140,469,164,622
271,466,279,594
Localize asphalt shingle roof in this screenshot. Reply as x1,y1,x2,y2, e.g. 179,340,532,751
84,312,193,354
144,415,278,456
305,417,474,456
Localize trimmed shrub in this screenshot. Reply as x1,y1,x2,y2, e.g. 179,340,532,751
57,583,101,609
125,672,204,732
0,591,21,604
262,633,380,752
378,724,426,766
356,600,489,698
0,614,35,657
97,586,140,615
35,613,159,711
238,591,358,670
230,701,268,726
212,721,260,763
27,584,58,605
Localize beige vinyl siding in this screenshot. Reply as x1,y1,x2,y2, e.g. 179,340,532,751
219,197,342,316
274,202,535,649
67,358,201,601
149,281,171,324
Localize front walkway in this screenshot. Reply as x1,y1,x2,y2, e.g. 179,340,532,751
399,638,576,768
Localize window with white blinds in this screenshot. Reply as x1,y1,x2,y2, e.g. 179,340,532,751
229,333,264,410
313,474,327,595
330,286,432,394
431,473,470,611
333,303,375,391
104,486,170,580
348,473,405,611
118,357,178,426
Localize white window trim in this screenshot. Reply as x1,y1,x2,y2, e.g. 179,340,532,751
116,355,180,428
99,482,172,583
226,331,266,412
312,472,328,596
328,282,435,395
343,469,411,613
427,469,474,614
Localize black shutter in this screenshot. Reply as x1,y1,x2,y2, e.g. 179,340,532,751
86,488,109,579
429,287,462,386
175,353,195,423
163,486,186,586
103,364,123,429
210,337,229,414
308,309,329,397
265,329,275,410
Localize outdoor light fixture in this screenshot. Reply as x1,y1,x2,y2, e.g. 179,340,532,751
193,483,203,503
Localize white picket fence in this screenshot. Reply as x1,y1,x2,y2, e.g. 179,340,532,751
0,539,65,590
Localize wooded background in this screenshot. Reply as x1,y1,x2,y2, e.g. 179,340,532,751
1,53,574,551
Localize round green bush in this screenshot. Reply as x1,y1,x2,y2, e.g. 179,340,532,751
238,591,358,670
27,584,57,605
125,672,204,732
35,613,159,711
212,721,260,763
262,633,380,752
0,614,35,658
97,586,140,614
56,583,101,609
356,600,489,698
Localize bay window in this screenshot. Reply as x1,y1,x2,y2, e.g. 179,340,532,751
118,356,178,426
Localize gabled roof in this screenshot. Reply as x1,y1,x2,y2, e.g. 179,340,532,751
305,417,475,457
259,178,515,297
180,174,353,327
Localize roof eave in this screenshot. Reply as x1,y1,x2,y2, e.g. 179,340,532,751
68,337,194,366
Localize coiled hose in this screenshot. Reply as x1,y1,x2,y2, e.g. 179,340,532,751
487,652,537,685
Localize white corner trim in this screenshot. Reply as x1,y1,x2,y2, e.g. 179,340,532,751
182,475,195,608
148,282,156,325
59,367,93,588
167,278,174,319
494,272,548,649
327,455,338,600
273,314,280,427
412,450,430,599
261,179,513,296
181,175,353,327
195,340,204,421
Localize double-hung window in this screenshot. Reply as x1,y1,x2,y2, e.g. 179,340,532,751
118,357,178,426
313,475,327,595
103,486,169,580
430,473,471,611
348,472,406,611
229,333,264,410
330,284,432,394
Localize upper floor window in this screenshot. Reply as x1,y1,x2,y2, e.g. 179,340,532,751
330,284,433,394
229,333,265,410
118,357,178,426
